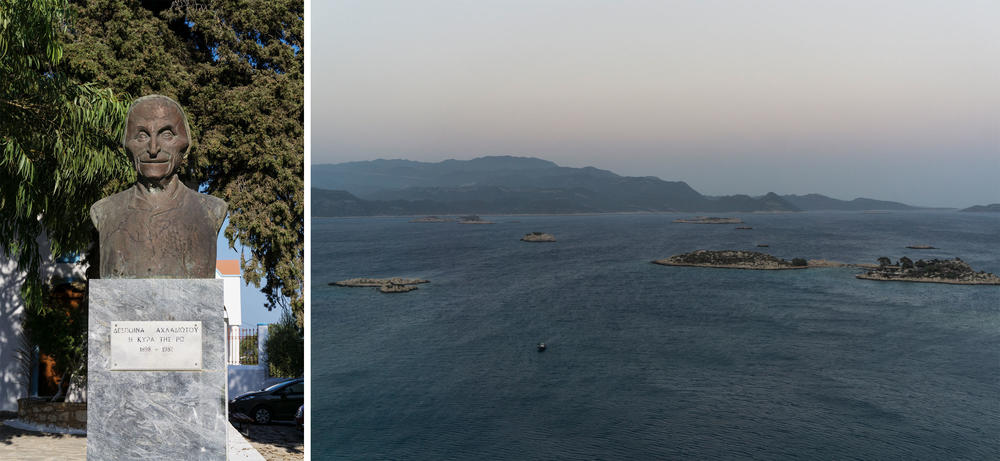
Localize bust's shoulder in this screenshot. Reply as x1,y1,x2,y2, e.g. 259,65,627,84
187,189,228,226
90,188,133,226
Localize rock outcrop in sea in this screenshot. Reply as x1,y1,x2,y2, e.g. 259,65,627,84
331,277,430,293
857,258,1000,285
521,232,556,242
653,250,807,270
458,215,494,224
409,216,452,223
673,216,743,224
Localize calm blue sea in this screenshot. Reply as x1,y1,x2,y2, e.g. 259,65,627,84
312,211,999,460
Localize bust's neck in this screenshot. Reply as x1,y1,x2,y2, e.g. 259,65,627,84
136,174,182,200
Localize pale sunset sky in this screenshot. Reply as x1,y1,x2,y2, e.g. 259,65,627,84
313,1,998,208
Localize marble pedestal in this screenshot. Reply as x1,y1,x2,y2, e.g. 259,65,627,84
87,279,227,460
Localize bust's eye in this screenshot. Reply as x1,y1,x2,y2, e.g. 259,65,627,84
161,131,174,140
136,132,149,141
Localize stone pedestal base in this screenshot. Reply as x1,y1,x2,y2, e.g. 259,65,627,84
87,279,226,460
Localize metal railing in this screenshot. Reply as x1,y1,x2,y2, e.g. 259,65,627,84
227,328,259,365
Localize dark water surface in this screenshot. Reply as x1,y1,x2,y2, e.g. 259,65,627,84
312,211,999,460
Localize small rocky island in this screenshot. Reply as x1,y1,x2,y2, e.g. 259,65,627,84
521,232,556,242
653,250,807,270
331,277,430,293
673,216,744,224
410,216,452,223
458,215,494,224
857,257,1000,285
905,245,936,250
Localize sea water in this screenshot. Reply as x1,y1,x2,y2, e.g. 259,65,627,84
312,211,999,460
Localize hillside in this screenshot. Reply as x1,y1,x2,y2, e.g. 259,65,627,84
780,194,918,211
310,156,955,217
313,157,809,216
312,156,799,216
960,203,1000,212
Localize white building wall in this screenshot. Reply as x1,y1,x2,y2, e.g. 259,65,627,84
0,256,28,412
0,237,87,411
222,275,242,327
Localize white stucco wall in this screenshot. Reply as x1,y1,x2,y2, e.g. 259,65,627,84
221,275,242,327
0,256,28,412
0,236,87,411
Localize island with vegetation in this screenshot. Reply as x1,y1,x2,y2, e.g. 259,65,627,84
857,257,1000,285
521,232,556,242
653,250,807,270
409,216,453,223
331,277,430,293
673,216,744,224
905,244,936,249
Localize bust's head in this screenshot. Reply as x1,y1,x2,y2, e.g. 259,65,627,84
123,95,191,185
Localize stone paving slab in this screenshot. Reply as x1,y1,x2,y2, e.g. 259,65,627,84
0,422,85,460
242,423,304,461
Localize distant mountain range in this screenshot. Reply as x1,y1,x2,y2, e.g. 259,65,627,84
312,156,931,217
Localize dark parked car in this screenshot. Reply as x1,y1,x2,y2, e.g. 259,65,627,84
229,378,304,424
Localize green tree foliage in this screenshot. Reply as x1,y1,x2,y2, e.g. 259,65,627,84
63,0,304,325
265,310,302,378
1,0,132,312
899,256,914,270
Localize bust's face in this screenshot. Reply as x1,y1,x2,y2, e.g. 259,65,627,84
125,99,189,182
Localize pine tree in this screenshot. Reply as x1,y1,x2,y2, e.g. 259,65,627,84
63,0,305,325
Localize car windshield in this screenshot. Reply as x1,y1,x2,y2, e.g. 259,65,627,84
261,379,298,392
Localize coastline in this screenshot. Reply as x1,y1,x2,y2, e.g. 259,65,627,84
855,274,1000,285
652,261,808,270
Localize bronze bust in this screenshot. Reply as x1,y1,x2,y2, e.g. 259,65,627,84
90,95,227,278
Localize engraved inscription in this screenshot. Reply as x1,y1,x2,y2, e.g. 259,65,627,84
111,321,202,370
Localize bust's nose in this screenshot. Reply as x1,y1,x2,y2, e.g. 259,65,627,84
148,136,161,157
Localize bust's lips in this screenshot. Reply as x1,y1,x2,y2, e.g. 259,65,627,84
140,159,169,164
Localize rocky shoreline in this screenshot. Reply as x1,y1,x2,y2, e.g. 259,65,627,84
653,250,807,270
856,257,1000,285
331,277,430,293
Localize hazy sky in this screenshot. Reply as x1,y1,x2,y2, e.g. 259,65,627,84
314,0,998,207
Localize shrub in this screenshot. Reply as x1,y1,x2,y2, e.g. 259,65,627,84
791,258,808,267
265,310,303,378
899,257,914,270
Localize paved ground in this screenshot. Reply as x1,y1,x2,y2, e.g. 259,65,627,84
0,419,303,460
0,423,86,460
242,422,305,461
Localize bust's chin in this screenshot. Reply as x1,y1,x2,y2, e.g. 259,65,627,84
139,161,173,179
